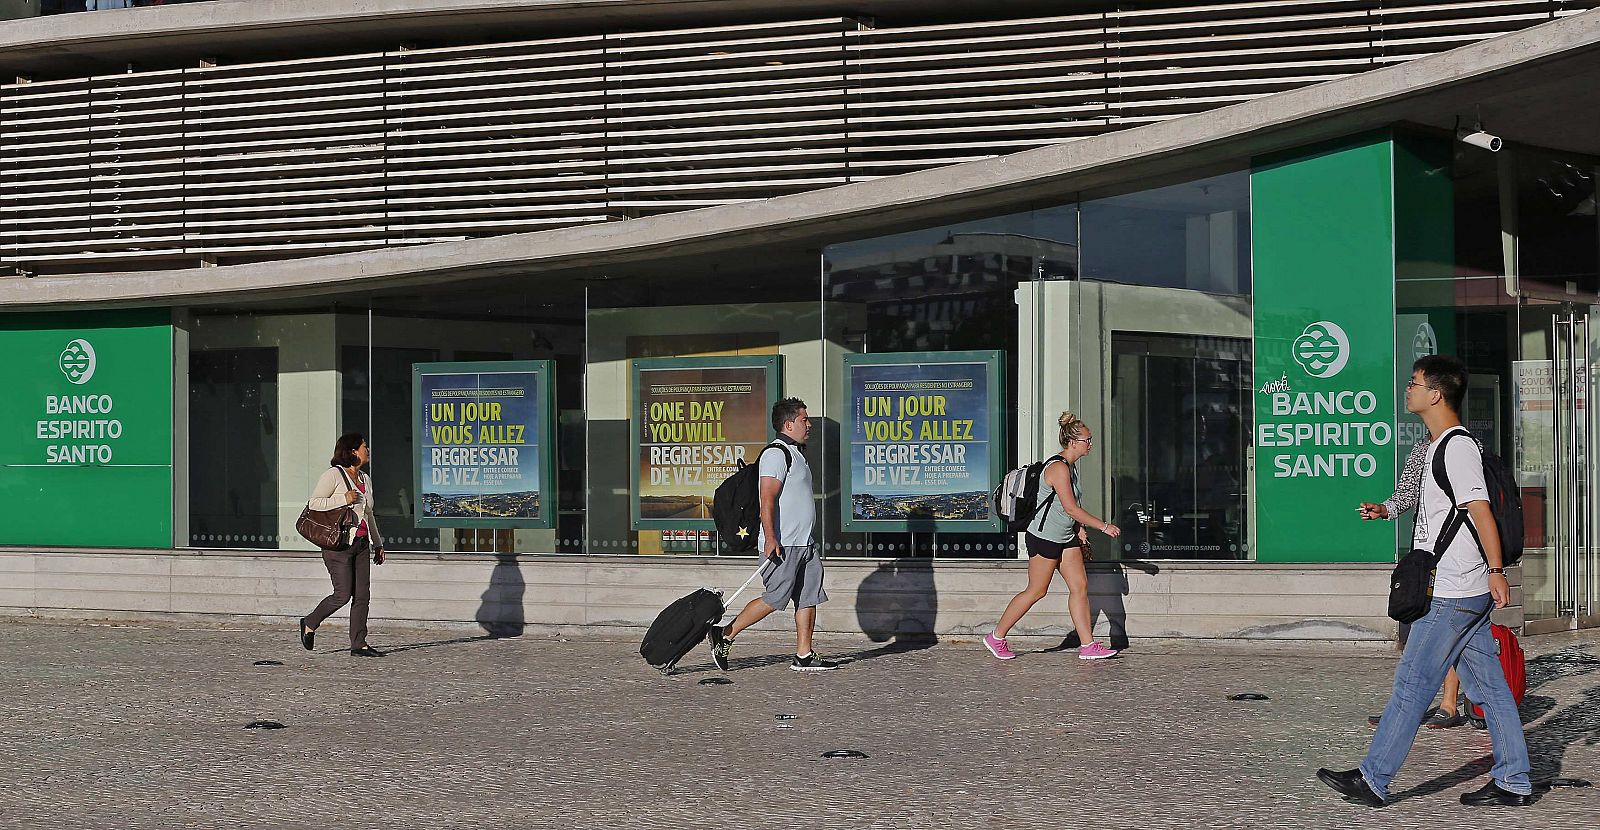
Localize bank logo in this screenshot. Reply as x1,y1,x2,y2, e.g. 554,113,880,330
1292,321,1350,379
59,338,97,385
1413,321,1438,362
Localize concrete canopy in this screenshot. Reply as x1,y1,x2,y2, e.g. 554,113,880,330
4,8,1600,311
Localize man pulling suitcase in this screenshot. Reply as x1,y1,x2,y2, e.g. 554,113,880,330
706,397,839,673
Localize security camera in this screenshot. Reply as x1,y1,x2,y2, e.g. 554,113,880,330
1458,130,1502,152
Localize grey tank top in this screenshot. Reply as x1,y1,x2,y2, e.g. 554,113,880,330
1030,457,1082,543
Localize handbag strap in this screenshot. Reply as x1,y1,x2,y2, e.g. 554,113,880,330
334,465,356,493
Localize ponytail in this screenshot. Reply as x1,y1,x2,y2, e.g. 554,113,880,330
1057,411,1086,449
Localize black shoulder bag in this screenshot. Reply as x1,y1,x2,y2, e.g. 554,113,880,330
1387,430,1475,623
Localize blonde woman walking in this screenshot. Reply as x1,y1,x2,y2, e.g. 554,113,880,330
983,412,1122,660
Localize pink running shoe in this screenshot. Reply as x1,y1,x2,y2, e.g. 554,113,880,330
982,633,1017,660
1078,641,1118,660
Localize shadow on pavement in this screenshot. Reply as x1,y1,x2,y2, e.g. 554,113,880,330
1044,560,1160,652
854,560,938,645
476,553,527,639
383,635,498,654
1389,683,1600,802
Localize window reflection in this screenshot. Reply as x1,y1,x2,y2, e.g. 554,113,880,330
1514,148,1599,296
188,345,277,548
1081,171,1250,294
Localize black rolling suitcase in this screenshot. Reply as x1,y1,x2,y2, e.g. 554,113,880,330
640,562,768,674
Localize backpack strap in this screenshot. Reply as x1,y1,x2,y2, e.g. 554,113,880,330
1429,429,1483,559
758,440,793,471
1032,455,1068,533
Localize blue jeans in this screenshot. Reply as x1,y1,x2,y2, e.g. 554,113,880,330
1360,593,1531,800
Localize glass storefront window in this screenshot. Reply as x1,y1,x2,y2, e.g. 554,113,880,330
354,286,587,555
1513,147,1599,297
185,308,345,551
178,168,1258,561
187,344,277,548
823,206,1077,558
1080,171,1251,295
585,256,824,556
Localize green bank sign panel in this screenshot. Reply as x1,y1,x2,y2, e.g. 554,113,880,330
0,310,173,548
1252,136,1398,563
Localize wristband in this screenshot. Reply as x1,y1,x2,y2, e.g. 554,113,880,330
1487,567,1505,575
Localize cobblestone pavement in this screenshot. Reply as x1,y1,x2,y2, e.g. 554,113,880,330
0,619,1596,830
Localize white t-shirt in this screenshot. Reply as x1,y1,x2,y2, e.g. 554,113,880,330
1412,426,1490,598
756,439,815,550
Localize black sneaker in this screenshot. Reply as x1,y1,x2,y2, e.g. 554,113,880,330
707,625,732,672
790,652,839,672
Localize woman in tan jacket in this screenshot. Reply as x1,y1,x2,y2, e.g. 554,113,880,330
299,432,386,657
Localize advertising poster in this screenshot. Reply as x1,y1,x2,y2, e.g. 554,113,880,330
1512,359,1584,487
631,356,782,530
412,361,555,529
840,351,1004,532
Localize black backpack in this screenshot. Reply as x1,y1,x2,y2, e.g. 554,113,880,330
1432,430,1524,567
711,441,791,551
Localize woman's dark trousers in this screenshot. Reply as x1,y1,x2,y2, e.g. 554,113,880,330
302,536,370,647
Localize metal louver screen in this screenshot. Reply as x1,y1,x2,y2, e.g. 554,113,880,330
1,0,1594,271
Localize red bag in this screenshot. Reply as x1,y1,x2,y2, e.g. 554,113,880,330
1471,623,1526,719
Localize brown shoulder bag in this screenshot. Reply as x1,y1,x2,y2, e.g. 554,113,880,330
294,467,358,551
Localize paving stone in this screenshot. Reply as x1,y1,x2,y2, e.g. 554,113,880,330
0,619,1595,829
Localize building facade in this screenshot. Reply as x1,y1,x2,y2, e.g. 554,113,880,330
3,0,1599,641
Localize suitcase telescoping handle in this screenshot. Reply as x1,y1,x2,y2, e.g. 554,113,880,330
722,559,776,610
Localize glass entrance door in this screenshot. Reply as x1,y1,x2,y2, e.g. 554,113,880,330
1108,332,1252,560
1516,306,1600,632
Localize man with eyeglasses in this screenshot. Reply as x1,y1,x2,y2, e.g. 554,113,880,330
1358,425,1472,731
1318,355,1530,808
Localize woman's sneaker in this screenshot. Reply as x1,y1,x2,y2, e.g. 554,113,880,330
982,633,1017,660
1078,641,1119,660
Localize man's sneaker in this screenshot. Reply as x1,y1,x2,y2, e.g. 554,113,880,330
707,625,732,672
982,632,1017,660
1078,641,1119,660
790,652,840,672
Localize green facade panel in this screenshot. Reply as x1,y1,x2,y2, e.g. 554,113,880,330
0,310,174,548
1251,133,1402,563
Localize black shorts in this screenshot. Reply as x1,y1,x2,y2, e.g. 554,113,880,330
1024,529,1082,560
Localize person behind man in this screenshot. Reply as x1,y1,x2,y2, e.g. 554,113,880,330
707,398,837,672
1318,355,1531,807
1358,435,1468,730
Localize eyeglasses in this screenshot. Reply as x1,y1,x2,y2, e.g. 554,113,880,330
1405,380,1435,391
1072,437,1094,446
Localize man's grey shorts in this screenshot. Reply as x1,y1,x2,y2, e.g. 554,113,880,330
762,543,828,611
